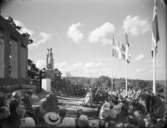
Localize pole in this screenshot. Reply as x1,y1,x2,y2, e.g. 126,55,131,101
152,42,156,95
125,60,128,96
125,45,128,96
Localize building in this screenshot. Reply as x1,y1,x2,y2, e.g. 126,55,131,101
0,15,32,91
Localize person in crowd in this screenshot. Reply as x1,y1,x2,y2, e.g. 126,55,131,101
77,114,90,128
0,93,10,128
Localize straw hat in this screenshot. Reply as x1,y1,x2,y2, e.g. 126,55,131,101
44,112,60,125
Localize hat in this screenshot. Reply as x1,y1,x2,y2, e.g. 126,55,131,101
44,112,60,125
21,117,36,127
12,90,22,98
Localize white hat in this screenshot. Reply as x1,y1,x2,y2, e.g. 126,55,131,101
12,90,22,98
44,112,60,125
21,117,36,127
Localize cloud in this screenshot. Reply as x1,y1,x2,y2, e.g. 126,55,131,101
54,62,67,69
136,68,145,73
13,19,34,35
122,16,151,36
84,62,103,68
134,54,144,61
89,22,115,44
5,18,52,48
67,23,84,43
35,60,45,69
29,32,52,48
54,61,105,77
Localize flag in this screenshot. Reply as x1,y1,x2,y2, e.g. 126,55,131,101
112,35,118,57
120,32,130,63
152,0,159,43
151,0,159,57
125,32,130,47
112,35,122,59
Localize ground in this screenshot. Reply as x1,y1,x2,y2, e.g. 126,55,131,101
57,96,97,119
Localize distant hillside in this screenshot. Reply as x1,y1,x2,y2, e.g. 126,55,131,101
64,76,166,96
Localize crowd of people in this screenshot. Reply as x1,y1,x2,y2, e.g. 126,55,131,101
83,87,167,128
0,87,167,128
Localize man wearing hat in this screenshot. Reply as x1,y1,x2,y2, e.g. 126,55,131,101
44,111,61,126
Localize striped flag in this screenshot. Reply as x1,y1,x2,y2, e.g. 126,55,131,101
112,35,122,59
112,35,118,57
120,32,130,63
125,32,130,47
151,0,159,57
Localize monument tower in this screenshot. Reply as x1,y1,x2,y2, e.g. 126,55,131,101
46,48,54,70
45,48,55,80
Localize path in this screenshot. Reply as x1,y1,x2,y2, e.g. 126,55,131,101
57,96,98,119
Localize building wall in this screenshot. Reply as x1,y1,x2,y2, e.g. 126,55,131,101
0,15,29,89
9,38,18,78
20,44,27,78
0,30,5,78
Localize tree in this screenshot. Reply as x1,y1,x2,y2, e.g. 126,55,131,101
95,75,111,88
27,59,39,79
54,68,62,80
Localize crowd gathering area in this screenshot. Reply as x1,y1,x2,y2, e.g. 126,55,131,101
0,86,167,128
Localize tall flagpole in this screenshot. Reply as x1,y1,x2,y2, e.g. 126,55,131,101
125,59,128,96
152,0,158,95
125,32,129,96
125,40,129,96
152,36,156,95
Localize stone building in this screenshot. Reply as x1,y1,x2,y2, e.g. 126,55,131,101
0,15,32,91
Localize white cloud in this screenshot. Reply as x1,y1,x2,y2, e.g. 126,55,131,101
67,23,84,43
84,62,103,68
35,60,45,69
88,22,115,44
122,16,151,36
5,18,52,48
101,38,113,46
134,54,144,61
136,68,145,73
54,61,105,77
29,32,52,48
13,19,34,35
54,62,67,69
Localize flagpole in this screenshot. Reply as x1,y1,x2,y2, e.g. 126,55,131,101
152,39,156,95
125,60,128,96
125,42,128,96
152,0,157,95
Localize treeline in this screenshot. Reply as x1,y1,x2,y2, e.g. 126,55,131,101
62,76,166,97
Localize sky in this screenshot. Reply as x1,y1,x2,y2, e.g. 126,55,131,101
1,0,166,80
